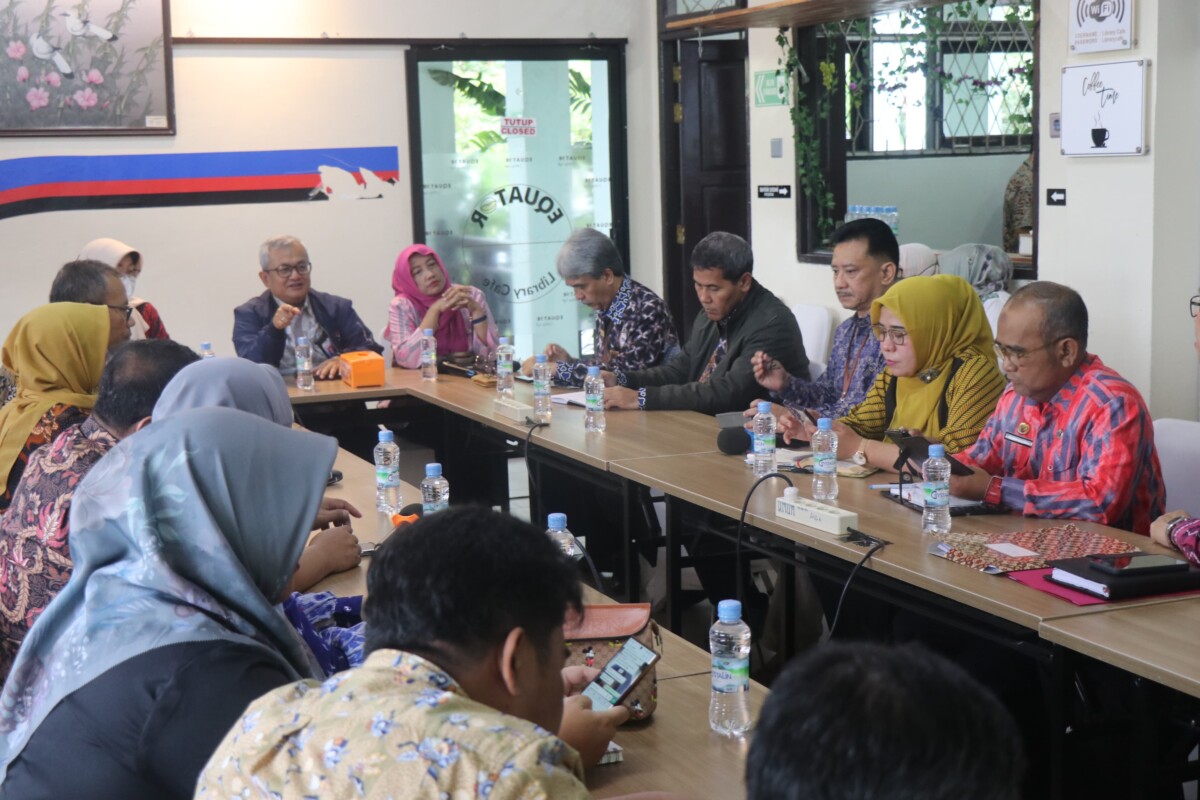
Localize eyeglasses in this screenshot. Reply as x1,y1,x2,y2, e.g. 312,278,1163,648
993,338,1065,365
870,324,908,345
264,261,312,278
1190,295,1200,318
106,304,133,321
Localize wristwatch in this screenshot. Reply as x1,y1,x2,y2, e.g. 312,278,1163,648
852,442,868,466
1167,516,1191,542
984,475,1004,506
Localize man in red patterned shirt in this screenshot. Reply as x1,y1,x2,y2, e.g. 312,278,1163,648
950,282,1164,534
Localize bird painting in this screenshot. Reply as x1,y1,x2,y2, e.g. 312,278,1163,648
29,32,73,79
59,10,116,42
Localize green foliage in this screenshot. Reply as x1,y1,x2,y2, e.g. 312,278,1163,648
569,68,591,115
428,68,507,116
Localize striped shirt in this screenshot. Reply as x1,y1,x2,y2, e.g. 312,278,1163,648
839,347,1005,454
957,355,1164,535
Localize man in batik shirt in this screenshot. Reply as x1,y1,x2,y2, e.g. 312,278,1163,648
749,219,897,431
196,508,654,800
0,340,198,678
951,282,1164,534
523,228,678,385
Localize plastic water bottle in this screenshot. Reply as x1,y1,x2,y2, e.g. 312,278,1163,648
709,599,752,738
496,337,515,400
420,462,450,514
922,444,952,534
199,341,215,359
546,512,582,559
295,336,314,391
885,204,900,237
811,417,839,501
420,328,437,381
584,365,606,433
752,401,776,478
373,430,401,513
532,354,552,424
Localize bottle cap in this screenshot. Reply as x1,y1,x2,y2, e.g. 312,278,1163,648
757,401,772,414
928,444,946,458
817,417,833,430
716,599,742,623
587,365,600,377
200,341,212,349
423,328,434,336
547,512,567,530
378,430,394,443
499,337,509,345
297,336,309,346
425,462,442,477
535,353,547,363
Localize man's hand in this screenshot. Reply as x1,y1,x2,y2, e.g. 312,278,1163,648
519,355,537,377
314,359,343,381
558,694,630,766
599,370,618,388
273,303,302,330
1151,510,1189,550
544,343,572,362
778,409,808,444
313,496,362,530
562,665,600,697
948,465,993,501
604,386,640,410
751,350,790,393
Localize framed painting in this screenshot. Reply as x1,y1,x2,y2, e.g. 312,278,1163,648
0,0,174,136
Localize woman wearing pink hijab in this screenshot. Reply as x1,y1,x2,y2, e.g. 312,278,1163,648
384,244,498,368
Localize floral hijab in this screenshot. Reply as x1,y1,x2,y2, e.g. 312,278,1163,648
0,407,333,780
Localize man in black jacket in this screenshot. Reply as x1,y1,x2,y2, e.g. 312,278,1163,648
233,235,380,380
602,232,807,414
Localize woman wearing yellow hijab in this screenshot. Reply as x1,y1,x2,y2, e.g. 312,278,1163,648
803,275,1005,471
0,304,109,510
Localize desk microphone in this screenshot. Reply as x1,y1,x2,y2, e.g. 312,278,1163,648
717,426,751,455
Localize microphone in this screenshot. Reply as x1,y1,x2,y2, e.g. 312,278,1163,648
717,426,751,455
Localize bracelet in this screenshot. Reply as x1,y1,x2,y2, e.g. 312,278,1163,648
470,315,488,325
984,475,1004,506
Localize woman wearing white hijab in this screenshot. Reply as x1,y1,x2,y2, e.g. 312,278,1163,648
0,407,332,799
78,237,170,340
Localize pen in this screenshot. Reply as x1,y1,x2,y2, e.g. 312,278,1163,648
868,483,901,490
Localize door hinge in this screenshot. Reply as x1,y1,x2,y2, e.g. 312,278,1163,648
676,224,686,245
673,102,683,123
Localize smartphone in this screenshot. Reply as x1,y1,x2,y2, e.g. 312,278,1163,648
359,542,379,557
581,637,660,711
884,428,909,445
1087,553,1189,576
326,469,343,487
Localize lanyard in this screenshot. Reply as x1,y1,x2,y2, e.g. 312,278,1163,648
840,322,871,399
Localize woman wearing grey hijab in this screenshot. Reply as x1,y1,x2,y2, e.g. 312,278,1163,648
936,244,1013,336
0,407,332,799
152,356,363,593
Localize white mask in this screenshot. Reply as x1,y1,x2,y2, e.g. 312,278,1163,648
120,274,137,298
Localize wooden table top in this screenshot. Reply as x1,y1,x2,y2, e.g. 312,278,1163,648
406,373,723,471
1040,598,1200,699
608,450,1184,631
287,367,424,405
590,671,766,799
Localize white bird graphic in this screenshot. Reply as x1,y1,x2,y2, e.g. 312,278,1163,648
59,10,116,42
29,32,73,79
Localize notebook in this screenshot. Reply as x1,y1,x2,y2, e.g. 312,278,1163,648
551,391,588,407
1046,556,1200,600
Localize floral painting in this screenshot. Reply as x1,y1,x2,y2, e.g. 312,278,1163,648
0,0,173,135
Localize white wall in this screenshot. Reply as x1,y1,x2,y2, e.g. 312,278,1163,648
848,153,1027,250
0,0,660,356
747,3,1200,417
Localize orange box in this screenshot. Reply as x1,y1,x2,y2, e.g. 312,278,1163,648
339,351,385,388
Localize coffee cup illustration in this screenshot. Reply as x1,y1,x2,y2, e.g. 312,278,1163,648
1091,127,1110,148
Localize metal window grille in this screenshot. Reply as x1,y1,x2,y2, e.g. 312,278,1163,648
824,1,1034,157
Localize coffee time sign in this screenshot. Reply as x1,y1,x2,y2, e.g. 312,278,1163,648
1060,60,1146,157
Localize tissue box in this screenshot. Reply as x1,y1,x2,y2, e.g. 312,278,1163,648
339,351,385,388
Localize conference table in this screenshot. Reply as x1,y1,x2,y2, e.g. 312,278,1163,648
316,446,766,800
298,366,1200,796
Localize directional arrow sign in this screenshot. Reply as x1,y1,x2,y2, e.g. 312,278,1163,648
753,71,788,107
1047,189,1067,206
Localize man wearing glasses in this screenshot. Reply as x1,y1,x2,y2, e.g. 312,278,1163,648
950,281,1163,534
234,235,381,379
